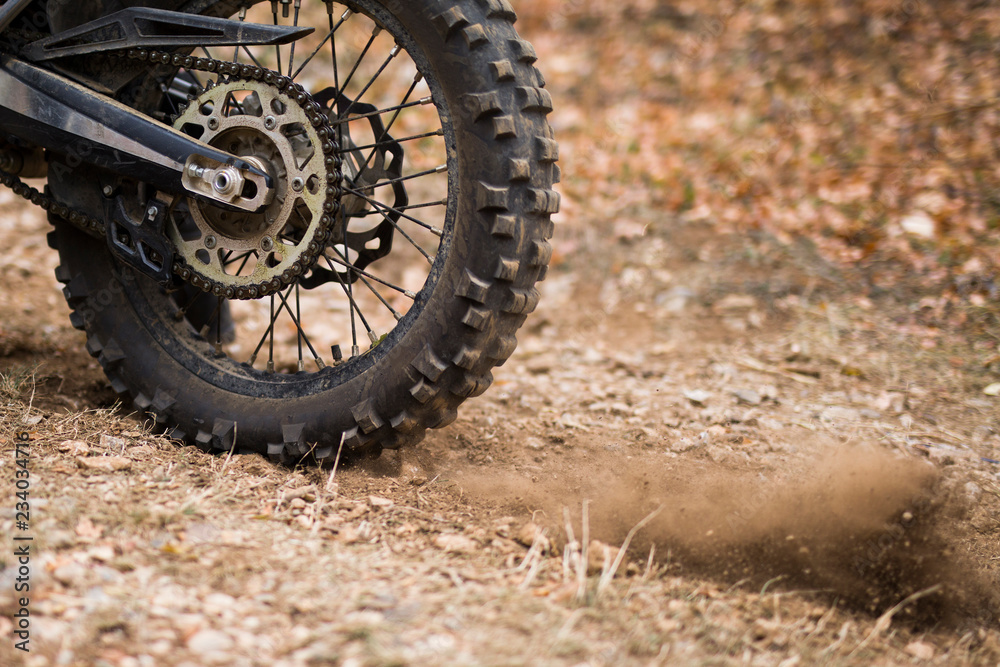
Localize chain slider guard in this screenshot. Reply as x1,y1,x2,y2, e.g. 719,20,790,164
105,195,175,285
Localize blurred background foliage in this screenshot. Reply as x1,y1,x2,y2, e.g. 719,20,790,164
515,0,1000,325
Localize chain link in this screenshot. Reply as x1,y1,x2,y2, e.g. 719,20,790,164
0,46,343,300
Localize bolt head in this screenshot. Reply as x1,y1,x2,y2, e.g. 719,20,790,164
264,115,277,130
207,117,220,130
205,235,217,249
291,177,305,192
146,206,158,220
103,185,114,197
260,237,274,252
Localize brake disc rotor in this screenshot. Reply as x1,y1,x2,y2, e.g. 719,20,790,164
171,77,338,299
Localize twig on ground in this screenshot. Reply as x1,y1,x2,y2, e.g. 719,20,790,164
849,585,942,657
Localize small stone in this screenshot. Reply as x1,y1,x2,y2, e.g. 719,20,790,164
900,211,936,238
58,440,90,455
187,629,233,653
983,383,1000,397
965,482,982,502
99,434,128,451
338,525,360,544
515,522,550,553
203,593,236,616
712,294,756,312
904,641,935,660
683,389,711,405
88,546,115,563
369,495,394,509
732,389,761,405
149,640,173,656
44,530,74,549
76,456,131,472
434,533,478,554
587,540,615,575
53,562,87,586
284,485,317,502
819,406,860,422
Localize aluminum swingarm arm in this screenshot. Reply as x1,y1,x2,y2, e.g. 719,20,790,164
0,7,315,210
0,54,272,211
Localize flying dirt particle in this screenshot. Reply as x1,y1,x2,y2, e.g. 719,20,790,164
449,442,1000,627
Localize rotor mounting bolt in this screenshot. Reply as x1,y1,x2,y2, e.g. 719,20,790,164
291,177,305,192
264,115,277,130
207,117,220,130
260,237,274,252
205,235,217,249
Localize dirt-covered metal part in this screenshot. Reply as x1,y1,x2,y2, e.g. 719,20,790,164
0,46,343,300
171,77,338,299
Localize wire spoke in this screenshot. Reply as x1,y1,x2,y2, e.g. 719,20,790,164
345,185,444,237
241,45,266,70
328,257,378,347
350,129,443,152
347,77,420,186
214,296,224,356
287,0,301,79
332,257,402,320
344,189,434,264
273,286,323,368
291,11,349,80
339,48,399,118
337,30,377,101
329,97,433,127
180,66,208,94
294,283,304,370
268,293,276,372
346,166,447,194
272,6,283,76
323,250,416,298
357,198,447,214
233,7,246,63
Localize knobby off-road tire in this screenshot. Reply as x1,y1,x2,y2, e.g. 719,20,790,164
50,0,558,463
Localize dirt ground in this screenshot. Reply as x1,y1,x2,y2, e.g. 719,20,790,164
3,1,1000,665
1,188,999,666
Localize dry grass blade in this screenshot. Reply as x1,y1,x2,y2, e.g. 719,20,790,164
325,431,346,493
848,585,943,657
576,499,590,602
596,505,663,595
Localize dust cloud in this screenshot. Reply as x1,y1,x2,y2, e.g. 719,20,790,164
448,444,999,627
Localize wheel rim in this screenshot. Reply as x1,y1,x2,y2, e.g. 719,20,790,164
147,0,455,381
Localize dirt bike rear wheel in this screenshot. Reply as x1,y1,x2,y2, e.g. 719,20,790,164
50,0,558,463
